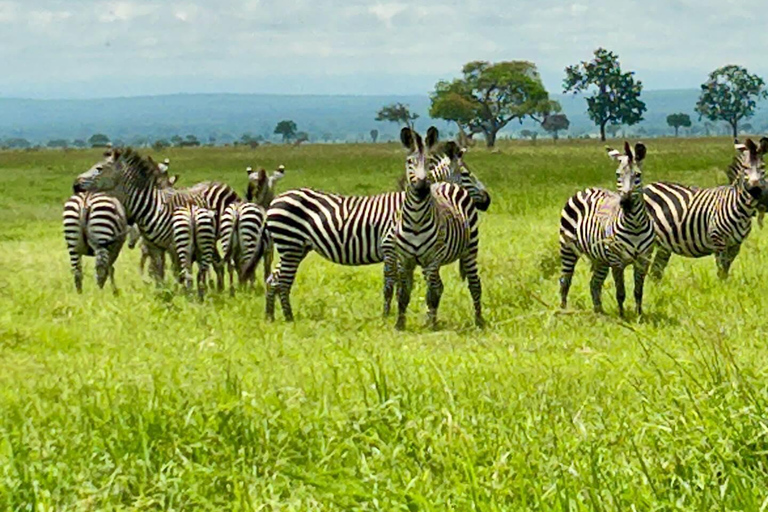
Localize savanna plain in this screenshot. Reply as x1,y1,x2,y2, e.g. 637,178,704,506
2,138,768,510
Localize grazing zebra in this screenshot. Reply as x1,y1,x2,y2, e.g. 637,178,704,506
645,138,767,280
393,127,484,330
62,192,128,294
73,148,236,286
264,134,490,321
219,202,268,294
559,142,654,317
172,205,217,299
246,165,285,207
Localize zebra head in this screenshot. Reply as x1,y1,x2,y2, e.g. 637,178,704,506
245,166,269,203
450,145,491,211
607,141,646,205
400,126,439,198
73,150,120,194
734,138,767,199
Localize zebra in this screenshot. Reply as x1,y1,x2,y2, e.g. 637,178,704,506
644,138,767,280
264,135,490,322
559,142,654,317
246,164,285,207
172,205,217,299
62,191,128,295
127,171,179,275
723,141,768,228
219,201,268,295
72,148,237,287
393,127,484,330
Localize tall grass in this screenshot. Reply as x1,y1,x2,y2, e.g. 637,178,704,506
2,138,768,510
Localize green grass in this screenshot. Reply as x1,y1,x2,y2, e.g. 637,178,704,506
2,138,768,510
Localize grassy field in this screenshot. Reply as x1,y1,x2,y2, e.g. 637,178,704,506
3,137,768,510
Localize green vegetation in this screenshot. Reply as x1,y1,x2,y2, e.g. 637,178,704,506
564,48,647,141
2,138,768,509
696,65,768,138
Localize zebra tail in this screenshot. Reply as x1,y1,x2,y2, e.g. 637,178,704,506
240,226,268,281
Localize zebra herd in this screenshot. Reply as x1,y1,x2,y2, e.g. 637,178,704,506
64,127,768,328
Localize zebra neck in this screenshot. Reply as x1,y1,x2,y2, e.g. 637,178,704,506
736,182,758,213
621,193,649,227
401,187,434,233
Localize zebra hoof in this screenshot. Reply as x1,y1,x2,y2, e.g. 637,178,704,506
395,318,406,331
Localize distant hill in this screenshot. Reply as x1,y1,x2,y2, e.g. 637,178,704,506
2,90,768,145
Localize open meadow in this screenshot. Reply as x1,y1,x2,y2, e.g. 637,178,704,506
3,138,768,510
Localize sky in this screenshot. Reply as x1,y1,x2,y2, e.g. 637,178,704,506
2,0,768,99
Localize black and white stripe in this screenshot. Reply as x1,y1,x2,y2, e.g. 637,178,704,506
172,205,217,299
559,142,654,316
219,202,268,294
73,148,238,286
392,127,484,330
62,192,128,294
264,137,490,321
644,138,767,280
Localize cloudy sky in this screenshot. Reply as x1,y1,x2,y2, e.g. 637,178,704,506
1,0,766,98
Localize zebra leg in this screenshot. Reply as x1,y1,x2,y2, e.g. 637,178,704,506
716,244,741,280
589,262,610,314
649,246,672,281
423,266,444,330
382,252,398,317
461,255,484,328
559,245,578,310
395,259,416,331
212,250,225,292
633,257,650,317
611,266,627,318
266,247,308,322
197,261,208,301
228,257,236,297
68,249,83,294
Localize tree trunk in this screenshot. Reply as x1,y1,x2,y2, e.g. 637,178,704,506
553,131,559,143
484,129,497,148
674,126,679,137
731,120,738,139
600,121,607,142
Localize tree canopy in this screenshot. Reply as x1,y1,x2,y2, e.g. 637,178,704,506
375,103,418,129
695,65,767,138
666,113,692,137
541,113,570,140
563,48,646,141
274,120,298,142
430,60,558,147
88,133,110,147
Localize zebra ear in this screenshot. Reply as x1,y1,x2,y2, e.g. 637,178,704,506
425,126,439,149
444,141,461,160
624,141,633,162
745,138,758,156
606,147,621,161
400,127,416,151
634,143,647,163
246,166,255,175
169,175,179,186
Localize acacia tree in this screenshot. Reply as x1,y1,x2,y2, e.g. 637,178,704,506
88,133,110,147
274,120,298,142
375,103,418,129
695,65,767,138
370,129,379,143
541,113,570,141
430,60,558,148
563,48,646,141
666,113,691,137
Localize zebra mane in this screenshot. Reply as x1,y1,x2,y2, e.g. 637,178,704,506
113,147,160,188
725,155,741,185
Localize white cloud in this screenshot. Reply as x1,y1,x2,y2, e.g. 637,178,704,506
2,0,768,97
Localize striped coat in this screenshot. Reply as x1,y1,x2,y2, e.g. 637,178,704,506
62,192,128,294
